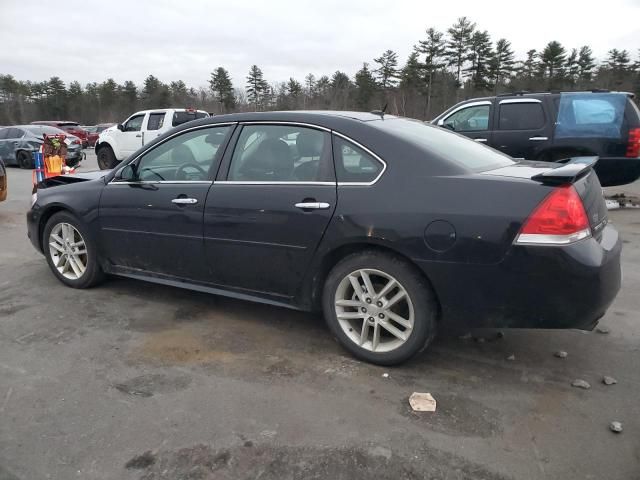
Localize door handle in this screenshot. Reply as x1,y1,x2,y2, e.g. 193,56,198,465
474,138,488,143
172,197,198,205
529,136,548,141
135,134,142,138
294,202,330,210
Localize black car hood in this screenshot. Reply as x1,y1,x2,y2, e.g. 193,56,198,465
38,170,108,188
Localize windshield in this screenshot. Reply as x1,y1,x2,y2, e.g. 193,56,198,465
374,118,515,172
172,111,208,127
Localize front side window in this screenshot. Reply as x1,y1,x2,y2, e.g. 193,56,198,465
132,125,230,182
228,125,332,182
123,114,145,132
333,136,383,183
498,102,545,130
147,113,166,131
443,105,490,132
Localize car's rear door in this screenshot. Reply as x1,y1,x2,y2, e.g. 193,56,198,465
143,111,168,145
203,122,337,298
99,123,234,280
490,98,553,159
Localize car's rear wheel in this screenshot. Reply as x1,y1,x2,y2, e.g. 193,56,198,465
97,146,117,170
43,211,104,288
17,150,33,169
322,251,437,365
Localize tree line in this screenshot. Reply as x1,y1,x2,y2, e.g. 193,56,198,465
1,16,639,126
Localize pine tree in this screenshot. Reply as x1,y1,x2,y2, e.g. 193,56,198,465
565,49,579,86
466,30,492,91
540,41,567,88
210,67,235,112
246,65,268,110
354,63,378,110
489,38,515,93
373,50,399,90
445,17,476,86
287,77,303,108
577,46,596,85
418,28,446,117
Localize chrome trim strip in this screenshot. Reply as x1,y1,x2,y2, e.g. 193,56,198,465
110,180,213,185
499,98,542,104
239,121,331,132
515,228,591,245
437,100,492,125
332,131,387,186
215,181,335,186
528,136,549,141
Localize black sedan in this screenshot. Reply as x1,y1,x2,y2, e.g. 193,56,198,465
26,111,622,365
0,125,84,169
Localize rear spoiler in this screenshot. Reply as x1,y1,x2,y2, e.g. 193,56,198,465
531,156,598,185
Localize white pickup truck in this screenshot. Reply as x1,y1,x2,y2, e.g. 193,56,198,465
95,108,209,169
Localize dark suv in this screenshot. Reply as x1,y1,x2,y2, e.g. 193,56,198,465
432,91,640,186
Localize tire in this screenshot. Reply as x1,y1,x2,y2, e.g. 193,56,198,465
43,211,105,289
17,150,33,169
322,251,437,365
97,146,117,170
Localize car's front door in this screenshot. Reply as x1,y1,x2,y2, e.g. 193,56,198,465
120,113,148,158
438,101,493,144
99,123,234,280
203,123,337,298
490,99,553,160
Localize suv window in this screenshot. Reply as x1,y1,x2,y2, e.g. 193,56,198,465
556,93,628,138
333,136,383,183
498,102,545,130
443,104,490,132
147,113,165,131
172,111,208,127
134,125,230,182
228,125,332,182
123,114,145,132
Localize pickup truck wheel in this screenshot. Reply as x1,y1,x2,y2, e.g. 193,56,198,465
97,146,117,170
17,150,33,169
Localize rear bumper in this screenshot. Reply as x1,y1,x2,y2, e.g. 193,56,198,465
594,156,640,187
418,224,622,329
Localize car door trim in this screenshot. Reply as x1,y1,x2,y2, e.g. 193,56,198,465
499,98,542,104
109,180,213,185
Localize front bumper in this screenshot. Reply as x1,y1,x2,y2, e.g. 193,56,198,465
419,223,622,329
27,206,42,253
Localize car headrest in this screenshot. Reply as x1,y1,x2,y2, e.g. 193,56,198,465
296,130,324,158
240,138,293,180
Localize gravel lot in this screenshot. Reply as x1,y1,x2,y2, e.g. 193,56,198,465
1,151,639,479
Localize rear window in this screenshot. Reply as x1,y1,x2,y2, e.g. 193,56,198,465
556,93,628,138
172,111,208,127
376,118,515,171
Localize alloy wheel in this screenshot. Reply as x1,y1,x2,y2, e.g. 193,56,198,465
48,223,88,280
334,268,414,353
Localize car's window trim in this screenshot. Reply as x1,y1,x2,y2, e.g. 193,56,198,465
332,132,387,186
437,100,492,126
109,122,237,185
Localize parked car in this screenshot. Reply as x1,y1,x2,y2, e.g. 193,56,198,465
82,123,117,147
31,121,90,148
432,91,640,187
95,108,209,169
27,111,621,365
0,125,84,168
0,156,6,202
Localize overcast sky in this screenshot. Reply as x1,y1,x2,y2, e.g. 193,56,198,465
1,0,639,90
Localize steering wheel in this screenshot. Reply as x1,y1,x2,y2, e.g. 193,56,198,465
175,163,207,181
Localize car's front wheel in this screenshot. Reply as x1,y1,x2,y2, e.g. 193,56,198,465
43,211,104,288
96,145,117,170
323,251,437,365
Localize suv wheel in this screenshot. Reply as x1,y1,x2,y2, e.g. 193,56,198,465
322,251,437,365
17,150,33,169
97,146,117,170
43,211,105,288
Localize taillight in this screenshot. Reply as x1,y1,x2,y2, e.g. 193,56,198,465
515,185,591,245
627,128,640,158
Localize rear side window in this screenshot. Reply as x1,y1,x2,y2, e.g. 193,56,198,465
0,128,8,140
147,113,165,131
5,128,23,138
333,136,383,183
498,102,545,130
172,111,208,127
556,93,628,138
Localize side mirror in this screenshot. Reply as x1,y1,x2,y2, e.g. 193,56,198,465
442,123,456,131
118,163,137,181
117,123,124,132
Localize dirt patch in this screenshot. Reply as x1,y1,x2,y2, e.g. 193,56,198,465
127,443,508,480
113,373,192,397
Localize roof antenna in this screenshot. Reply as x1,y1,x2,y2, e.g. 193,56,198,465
371,103,388,118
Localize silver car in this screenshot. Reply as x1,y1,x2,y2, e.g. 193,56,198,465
0,125,84,169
